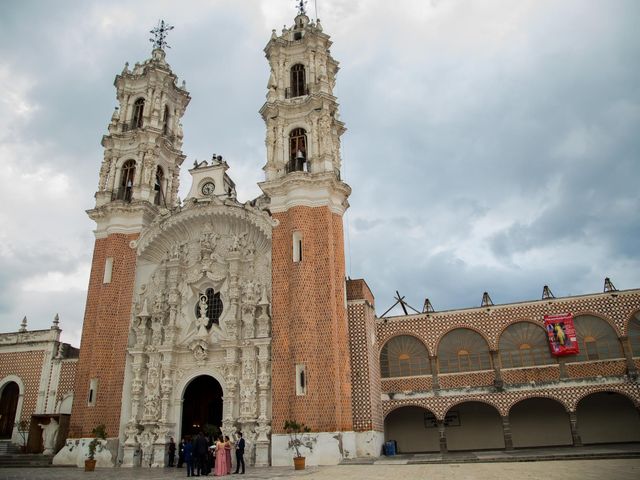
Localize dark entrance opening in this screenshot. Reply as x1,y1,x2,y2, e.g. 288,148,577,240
0,382,19,439
181,376,223,438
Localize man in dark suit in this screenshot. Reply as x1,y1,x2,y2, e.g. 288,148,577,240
233,431,245,474
194,431,209,476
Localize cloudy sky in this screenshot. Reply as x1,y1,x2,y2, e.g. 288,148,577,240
1,0,639,346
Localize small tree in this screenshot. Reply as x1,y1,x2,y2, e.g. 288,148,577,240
88,424,107,460
15,420,30,452
284,420,312,458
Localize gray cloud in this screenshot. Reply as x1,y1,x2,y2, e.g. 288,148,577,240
1,0,639,342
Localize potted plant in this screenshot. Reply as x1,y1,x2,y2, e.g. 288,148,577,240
85,424,107,471
15,420,29,453
284,420,311,470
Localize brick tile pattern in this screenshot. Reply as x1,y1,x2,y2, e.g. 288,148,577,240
271,206,353,433
0,350,45,422
501,365,560,384
438,370,495,389
57,360,77,402
347,300,383,432
381,376,432,394
565,360,627,378
377,290,640,353
70,233,138,437
382,381,640,418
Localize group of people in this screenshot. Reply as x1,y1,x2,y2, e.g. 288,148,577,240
168,431,245,476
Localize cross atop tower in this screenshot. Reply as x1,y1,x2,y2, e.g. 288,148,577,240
149,20,174,50
296,0,307,16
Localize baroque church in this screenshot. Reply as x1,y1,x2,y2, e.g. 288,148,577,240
1,5,640,469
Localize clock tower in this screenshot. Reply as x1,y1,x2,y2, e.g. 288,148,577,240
70,36,190,438
258,9,355,465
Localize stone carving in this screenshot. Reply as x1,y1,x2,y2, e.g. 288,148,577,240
143,395,160,420
189,339,208,365
195,294,209,336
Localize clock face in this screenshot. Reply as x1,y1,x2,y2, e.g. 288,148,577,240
201,181,215,196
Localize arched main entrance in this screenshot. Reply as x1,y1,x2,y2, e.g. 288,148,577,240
384,406,440,453
0,382,19,439
181,376,223,438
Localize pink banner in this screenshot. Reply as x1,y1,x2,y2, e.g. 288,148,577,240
544,313,580,356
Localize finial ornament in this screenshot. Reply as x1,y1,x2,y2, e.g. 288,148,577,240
19,316,27,332
296,0,307,15
149,20,174,50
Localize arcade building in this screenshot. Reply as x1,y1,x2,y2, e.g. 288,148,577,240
1,6,639,468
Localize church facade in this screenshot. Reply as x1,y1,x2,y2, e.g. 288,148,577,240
1,6,639,469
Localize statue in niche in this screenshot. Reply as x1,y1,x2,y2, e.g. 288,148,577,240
38,418,59,455
150,319,163,346
230,232,247,253
194,294,209,336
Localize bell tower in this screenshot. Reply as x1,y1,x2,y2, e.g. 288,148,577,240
259,7,354,465
70,24,190,438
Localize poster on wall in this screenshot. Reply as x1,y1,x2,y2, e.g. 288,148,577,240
544,313,579,356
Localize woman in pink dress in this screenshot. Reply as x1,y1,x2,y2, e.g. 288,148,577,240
224,436,233,474
214,436,227,476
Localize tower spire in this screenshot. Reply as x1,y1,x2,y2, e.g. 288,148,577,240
149,19,174,50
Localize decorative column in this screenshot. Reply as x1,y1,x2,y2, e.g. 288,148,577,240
255,341,271,466
619,336,638,379
568,411,582,447
501,416,513,450
429,355,440,392
437,419,448,454
491,350,503,390
558,357,568,380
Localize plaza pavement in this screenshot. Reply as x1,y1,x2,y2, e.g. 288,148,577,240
0,459,640,480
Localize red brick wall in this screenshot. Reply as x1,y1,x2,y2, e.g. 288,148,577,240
501,365,560,384
70,233,138,437
271,206,353,433
0,350,46,422
57,360,77,403
565,359,627,379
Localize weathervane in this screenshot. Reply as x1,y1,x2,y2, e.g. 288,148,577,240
149,20,174,50
296,0,307,15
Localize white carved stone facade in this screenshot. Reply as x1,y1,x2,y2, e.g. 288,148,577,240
119,161,274,467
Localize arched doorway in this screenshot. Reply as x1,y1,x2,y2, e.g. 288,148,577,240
509,398,572,447
577,392,640,444
384,406,440,453
0,382,20,439
446,402,504,451
181,376,223,438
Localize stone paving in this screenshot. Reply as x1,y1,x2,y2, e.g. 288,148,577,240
1,460,640,480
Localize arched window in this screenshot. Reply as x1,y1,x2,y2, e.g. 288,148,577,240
629,312,640,357
380,335,430,378
438,328,492,373
289,64,307,98
499,322,555,368
154,166,165,206
288,128,307,172
132,97,145,129
118,160,135,202
162,105,170,135
572,315,623,361
194,288,223,328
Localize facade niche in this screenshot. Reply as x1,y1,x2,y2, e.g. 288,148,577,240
288,128,307,173
117,160,136,202
194,288,223,329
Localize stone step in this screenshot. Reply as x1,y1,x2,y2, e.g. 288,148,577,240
0,454,53,468
0,440,22,455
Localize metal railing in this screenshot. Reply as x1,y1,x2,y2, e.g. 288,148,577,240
285,84,310,99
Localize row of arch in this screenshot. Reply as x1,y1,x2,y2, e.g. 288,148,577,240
380,313,640,376
385,392,640,453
